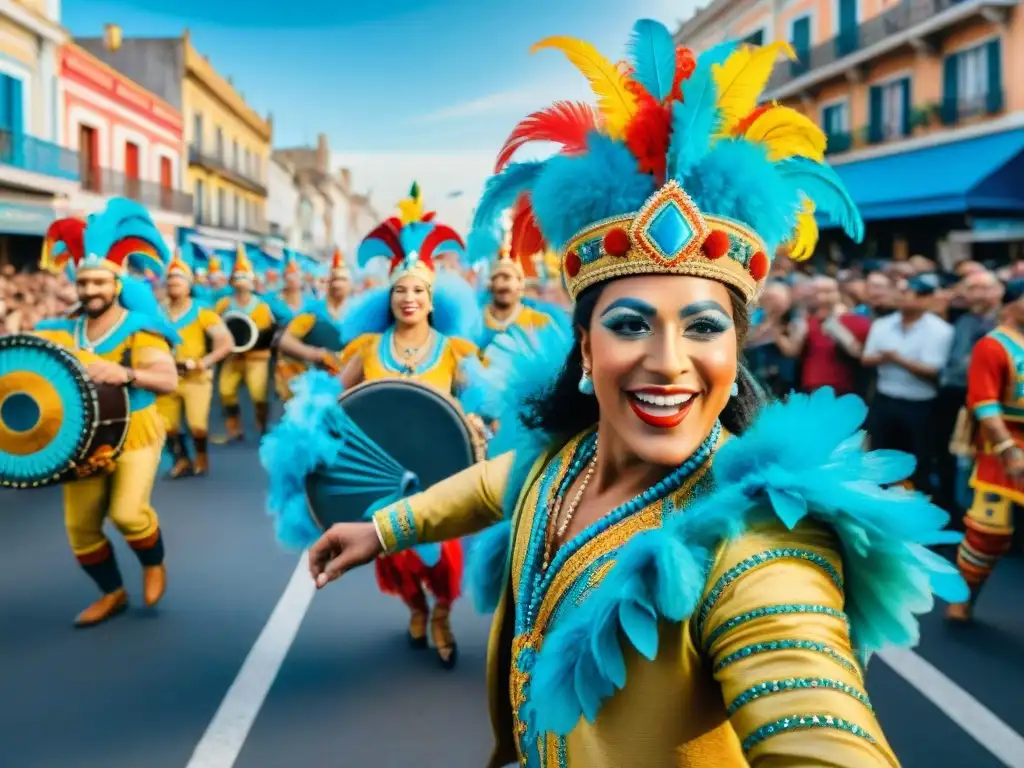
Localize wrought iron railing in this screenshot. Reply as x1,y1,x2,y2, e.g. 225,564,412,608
81,167,192,214
0,130,79,181
767,0,973,93
194,209,268,233
188,144,267,196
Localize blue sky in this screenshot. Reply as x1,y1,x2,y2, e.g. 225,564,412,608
62,0,701,229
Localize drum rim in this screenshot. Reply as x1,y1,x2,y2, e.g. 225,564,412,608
303,378,486,532
0,334,130,488
223,310,259,353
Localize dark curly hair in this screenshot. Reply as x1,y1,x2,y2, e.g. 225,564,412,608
524,282,765,440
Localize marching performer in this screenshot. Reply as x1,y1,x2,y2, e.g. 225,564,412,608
35,199,180,627
157,251,233,478
205,256,229,302
214,245,275,441
478,249,552,353
306,24,966,766
948,279,1024,622
275,248,352,399
265,186,483,668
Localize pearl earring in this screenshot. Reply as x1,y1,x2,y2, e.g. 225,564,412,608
578,368,595,395
730,381,739,397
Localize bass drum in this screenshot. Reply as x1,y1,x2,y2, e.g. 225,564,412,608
305,378,484,529
223,310,275,353
303,318,345,353
0,334,130,488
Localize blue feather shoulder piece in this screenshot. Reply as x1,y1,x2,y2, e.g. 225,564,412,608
529,387,968,735
460,322,573,613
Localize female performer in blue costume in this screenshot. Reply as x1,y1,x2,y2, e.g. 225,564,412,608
304,23,967,767
263,186,484,668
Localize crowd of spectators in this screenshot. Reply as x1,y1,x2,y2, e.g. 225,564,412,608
0,263,77,334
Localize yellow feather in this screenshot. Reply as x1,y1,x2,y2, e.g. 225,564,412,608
787,199,818,261
397,196,424,226
743,105,826,162
531,36,637,140
713,41,796,135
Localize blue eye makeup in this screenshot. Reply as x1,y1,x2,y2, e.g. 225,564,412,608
598,297,733,339
600,309,652,337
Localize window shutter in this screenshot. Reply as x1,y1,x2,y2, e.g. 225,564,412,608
868,85,883,143
0,75,10,132
986,39,1003,113
9,76,22,137
901,78,912,136
941,55,958,124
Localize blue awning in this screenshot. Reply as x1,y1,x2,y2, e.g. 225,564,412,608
827,128,1024,222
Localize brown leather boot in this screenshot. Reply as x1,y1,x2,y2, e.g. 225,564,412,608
945,602,972,623
254,402,269,435
193,433,209,475
75,588,128,627
430,604,458,669
166,433,193,478
409,609,428,649
142,564,166,607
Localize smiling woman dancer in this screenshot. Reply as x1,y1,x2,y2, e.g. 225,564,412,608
307,22,966,767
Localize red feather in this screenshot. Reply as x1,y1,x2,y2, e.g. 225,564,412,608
625,100,673,184
495,101,599,173
733,104,775,136
44,218,85,264
106,237,158,269
364,219,405,261
509,195,543,278
421,211,437,223
419,224,464,264
669,47,697,102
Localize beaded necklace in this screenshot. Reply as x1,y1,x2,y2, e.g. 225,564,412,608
516,420,722,636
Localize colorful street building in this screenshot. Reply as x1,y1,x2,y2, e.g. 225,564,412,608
58,40,192,252
0,0,78,268
676,0,1024,266
74,28,272,257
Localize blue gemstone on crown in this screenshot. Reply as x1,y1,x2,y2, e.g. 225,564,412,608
647,201,693,258
578,238,602,265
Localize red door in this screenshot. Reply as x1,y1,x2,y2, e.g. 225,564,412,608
159,156,172,209
124,141,140,200
78,125,99,191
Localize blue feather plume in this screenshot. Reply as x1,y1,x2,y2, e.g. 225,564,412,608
666,57,721,179
357,237,398,268
775,157,865,242
627,19,677,102
119,273,181,345
529,387,968,736
432,269,483,341
84,198,171,276
470,161,545,255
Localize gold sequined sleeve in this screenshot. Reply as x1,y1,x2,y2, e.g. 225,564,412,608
698,522,900,767
372,452,512,553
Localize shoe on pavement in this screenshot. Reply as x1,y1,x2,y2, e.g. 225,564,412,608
75,588,128,628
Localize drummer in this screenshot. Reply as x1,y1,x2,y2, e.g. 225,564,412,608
213,245,276,441
157,250,233,478
267,187,484,668
274,248,352,399
34,199,180,627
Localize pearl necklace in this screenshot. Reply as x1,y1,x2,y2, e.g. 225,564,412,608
542,440,598,571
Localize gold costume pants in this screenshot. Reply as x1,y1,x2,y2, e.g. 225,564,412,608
64,441,163,558
219,354,269,406
157,372,213,434
956,489,1017,599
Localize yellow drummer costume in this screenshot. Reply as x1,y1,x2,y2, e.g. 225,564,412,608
157,251,233,478
361,22,965,767
215,245,275,440
33,201,179,627
275,249,352,400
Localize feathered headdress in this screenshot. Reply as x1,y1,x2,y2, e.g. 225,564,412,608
42,197,171,278
231,243,255,282
471,20,863,304
207,256,222,277
329,248,351,281
356,182,466,287
282,250,301,278
166,244,194,282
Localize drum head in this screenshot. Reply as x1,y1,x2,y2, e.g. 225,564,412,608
305,379,483,528
0,335,96,487
304,319,344,352
225,312,257,352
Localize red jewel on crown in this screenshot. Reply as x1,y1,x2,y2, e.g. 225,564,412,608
749,251,769,281
565,250,581,278
701,230,730,260
602,228,630,257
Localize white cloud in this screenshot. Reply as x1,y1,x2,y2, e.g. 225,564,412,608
410,87,551,124
335,151,497,234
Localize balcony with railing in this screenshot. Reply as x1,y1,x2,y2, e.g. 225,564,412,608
188,143,267,197
765,0,1014,97
0,129,79,182
82,167,193,215
194,208,268,235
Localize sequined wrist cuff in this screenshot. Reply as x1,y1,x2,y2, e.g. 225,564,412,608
372,500,418,554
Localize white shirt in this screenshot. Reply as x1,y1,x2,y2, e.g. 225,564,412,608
863,311,954,401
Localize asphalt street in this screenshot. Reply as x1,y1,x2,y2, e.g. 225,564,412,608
1,412,1023,768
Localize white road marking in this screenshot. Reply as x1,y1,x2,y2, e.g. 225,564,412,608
185,556,315,768
877,647,1024,768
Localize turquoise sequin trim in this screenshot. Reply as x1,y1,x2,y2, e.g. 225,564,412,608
727,677,873,716
697,548,844,638
388,501,417,550
973,402,1002,420
713,639,860,676
741,714,877,752
704,604,848,650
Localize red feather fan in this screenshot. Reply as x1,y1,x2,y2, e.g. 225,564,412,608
495,101,599,173
509,194,543,278
365,218,405,262
106,237,159,269
419,224,465,263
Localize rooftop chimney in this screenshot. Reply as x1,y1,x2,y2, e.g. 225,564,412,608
104,23,122,52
